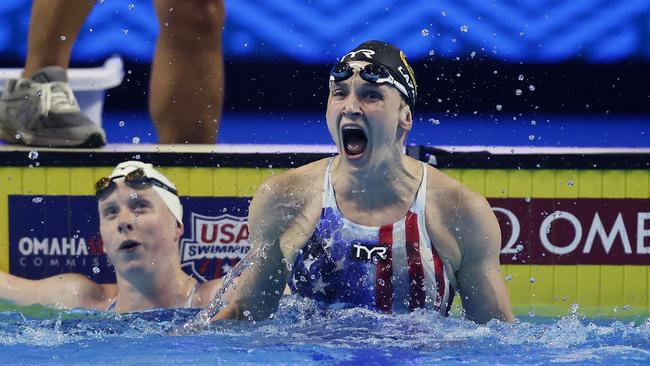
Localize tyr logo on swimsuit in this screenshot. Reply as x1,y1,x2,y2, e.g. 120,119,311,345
350,243,387,261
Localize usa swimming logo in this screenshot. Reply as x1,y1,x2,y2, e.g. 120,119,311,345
180,212,250,281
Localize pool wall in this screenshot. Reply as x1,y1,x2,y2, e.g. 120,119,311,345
1,145,649,317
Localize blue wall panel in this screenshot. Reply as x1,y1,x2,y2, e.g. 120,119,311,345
0,1,648,63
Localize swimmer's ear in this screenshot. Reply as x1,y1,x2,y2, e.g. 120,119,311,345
174,222,184,241
398,103,413,132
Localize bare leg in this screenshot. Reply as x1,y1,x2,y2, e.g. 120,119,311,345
151,0,225,144
23,0,95,77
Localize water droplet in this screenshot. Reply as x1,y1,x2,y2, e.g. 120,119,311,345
525,197,531,202
460,25,469,33
428,50,435,56
73,234,79,239
515,89,522,96
92,266,100,274
515,244,524,252
529,277,536,283
470,51,476,58
132,136,141,144
428,118,440,125
32,197,43,204
128,3,135,10
28,150,39,160
528,85,536,91
530,120,537,125
571,303,579,313
130,193,138,200
421,29,430,37
567,180,575,187
518,75,524,81
14,133,21,140
243,310,251,317
441,10,448,16
528,134,535,141
454,227,460,232
496,104,503,111
505,274,513,281
60,35,67,41
118,120,125,127
122,28,129,35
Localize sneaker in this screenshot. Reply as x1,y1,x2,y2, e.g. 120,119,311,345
0,66,106,147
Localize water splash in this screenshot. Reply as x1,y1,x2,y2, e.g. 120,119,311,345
0,301,648,365
180,242,270,332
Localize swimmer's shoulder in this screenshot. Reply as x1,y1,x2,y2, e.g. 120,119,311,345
423,163,497,273
424,162,499,249
192,278,223,308
277,158,329,186
424,163,488,216
249,158,327,233
43,273,116,309
255,158,328,201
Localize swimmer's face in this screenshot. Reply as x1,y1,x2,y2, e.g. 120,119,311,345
326,61,413,166
98,181,183,277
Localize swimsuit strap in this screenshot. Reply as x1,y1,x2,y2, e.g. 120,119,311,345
412,162,428,212
106,297,117,312
186,280,200,308
322,157,336,208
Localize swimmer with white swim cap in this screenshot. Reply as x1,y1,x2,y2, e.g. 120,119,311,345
0,161,222,313
215,41,514,324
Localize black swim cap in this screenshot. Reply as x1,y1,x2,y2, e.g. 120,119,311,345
337,40,417,111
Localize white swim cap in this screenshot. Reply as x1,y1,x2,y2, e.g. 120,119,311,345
108,161,183,225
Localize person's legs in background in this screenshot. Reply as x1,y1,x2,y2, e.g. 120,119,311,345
23,0,94,77
150,0,225,144
0,0,105,147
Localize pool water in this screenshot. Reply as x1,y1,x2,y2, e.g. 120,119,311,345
0,296,648,366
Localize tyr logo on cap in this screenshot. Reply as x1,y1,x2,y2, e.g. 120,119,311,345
341,49,375,62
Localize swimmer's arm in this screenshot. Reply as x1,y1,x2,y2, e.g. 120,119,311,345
0,271,104,309
455,193,515,324
213,178,289,321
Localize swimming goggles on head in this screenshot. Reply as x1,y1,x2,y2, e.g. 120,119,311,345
95,168,178,199
329,62,409,100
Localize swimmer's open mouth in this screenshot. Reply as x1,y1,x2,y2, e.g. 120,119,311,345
119,240,142,251
342,125,367,158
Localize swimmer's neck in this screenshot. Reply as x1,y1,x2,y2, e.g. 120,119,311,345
332,155,420,206
112,265,195,311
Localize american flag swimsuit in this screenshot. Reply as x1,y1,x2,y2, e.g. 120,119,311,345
289,159,455,314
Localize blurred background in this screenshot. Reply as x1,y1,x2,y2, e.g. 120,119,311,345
0,0,648,146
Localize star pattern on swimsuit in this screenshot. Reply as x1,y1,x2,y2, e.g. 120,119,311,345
333,257,345,272
312,276,329,295
323,235,335,250
303,257,317,272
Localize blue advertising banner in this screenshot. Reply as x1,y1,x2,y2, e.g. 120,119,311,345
8,195,250,284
